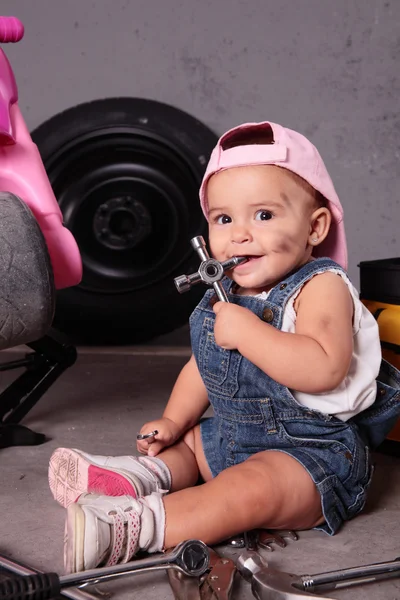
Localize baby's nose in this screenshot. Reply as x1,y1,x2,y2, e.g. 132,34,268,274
231,223,252,243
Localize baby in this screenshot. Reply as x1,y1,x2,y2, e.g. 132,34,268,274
48,121,400,573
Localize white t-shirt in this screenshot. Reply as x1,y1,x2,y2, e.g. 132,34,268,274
257,268,381,421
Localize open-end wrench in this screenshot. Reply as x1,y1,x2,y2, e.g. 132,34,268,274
174,236,247,302
258,530,298,552
237,549,400,599
228,530,298,552
0,539,209,600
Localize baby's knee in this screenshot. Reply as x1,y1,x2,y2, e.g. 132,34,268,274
183,424,212,482
182,425,198,454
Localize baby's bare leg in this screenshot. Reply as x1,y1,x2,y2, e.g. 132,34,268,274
62,431,325,572
163,450,324,548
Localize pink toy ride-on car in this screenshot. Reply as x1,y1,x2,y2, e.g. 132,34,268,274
0,16,82,448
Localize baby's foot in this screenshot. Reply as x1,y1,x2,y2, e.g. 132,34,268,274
49,448,171,507
64,493,157,573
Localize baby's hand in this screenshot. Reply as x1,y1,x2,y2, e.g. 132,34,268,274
213,301,258,349
136,417,181,457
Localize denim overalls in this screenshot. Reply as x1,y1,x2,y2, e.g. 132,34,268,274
189,258,400,535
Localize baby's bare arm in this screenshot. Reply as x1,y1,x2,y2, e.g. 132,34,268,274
235,272,354,393
163,354,210,430
137,355,210,456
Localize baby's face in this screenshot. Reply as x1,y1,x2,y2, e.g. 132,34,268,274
207,165,318,295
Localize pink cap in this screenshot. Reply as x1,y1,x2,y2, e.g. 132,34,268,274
199,121,347,270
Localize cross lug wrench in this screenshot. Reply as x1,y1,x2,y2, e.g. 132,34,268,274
174,236,247,302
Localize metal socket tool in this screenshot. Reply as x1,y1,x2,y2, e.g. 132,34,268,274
137,429,158,440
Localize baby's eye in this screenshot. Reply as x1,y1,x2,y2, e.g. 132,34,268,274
216,214,232,225
255,210,273,221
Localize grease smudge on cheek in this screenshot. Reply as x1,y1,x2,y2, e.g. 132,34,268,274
269,234,293,253
271,230,305,254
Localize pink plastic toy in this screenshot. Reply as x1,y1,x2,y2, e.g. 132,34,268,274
0,16,82,289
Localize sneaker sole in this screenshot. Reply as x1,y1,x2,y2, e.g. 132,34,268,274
49,448,137,507
64,503,85,573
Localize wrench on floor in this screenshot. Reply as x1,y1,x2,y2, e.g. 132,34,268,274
0,553,100,600
0,539,209,600
237,549,400,599
228,530,298,552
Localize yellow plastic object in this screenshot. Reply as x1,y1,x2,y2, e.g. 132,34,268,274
362,299,400,441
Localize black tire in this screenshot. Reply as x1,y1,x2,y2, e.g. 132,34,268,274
31,98,218,344
0,192,55,349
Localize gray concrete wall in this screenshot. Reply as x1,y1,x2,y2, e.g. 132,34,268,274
2,0,399,285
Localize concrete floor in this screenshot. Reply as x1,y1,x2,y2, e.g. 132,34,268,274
1,342,400,600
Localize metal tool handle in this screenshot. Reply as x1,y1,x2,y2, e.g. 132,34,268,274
0,567,191,600
61,539,209,588
0,572,60,600
0,553,98,600
238,551,400,599
174,236,247,302
137,429,158,440
305,556,400,592
0,540,209,600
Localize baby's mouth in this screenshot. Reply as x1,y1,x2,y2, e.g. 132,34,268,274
233,255,263,269
237,255,262,262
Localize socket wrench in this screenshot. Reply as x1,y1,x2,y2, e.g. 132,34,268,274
0,539,209,600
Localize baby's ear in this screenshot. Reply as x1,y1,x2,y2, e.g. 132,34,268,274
308,207,331,247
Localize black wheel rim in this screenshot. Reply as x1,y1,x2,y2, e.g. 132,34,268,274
45,126,207,294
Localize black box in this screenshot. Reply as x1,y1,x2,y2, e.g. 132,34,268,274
359,257,400,305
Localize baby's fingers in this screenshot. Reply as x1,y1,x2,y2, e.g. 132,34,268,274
136,439,150,454
147,440,166,457
136,429,165,455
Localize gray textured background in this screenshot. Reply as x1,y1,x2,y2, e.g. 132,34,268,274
2,0,399,285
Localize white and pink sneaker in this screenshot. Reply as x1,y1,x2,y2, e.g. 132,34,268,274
49,448,171,508
64,493,161,573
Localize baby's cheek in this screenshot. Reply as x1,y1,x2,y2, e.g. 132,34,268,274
208,237,224,259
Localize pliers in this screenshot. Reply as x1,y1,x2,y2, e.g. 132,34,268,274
167,548,237,600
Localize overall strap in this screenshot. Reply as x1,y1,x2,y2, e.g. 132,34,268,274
266,258,346,309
